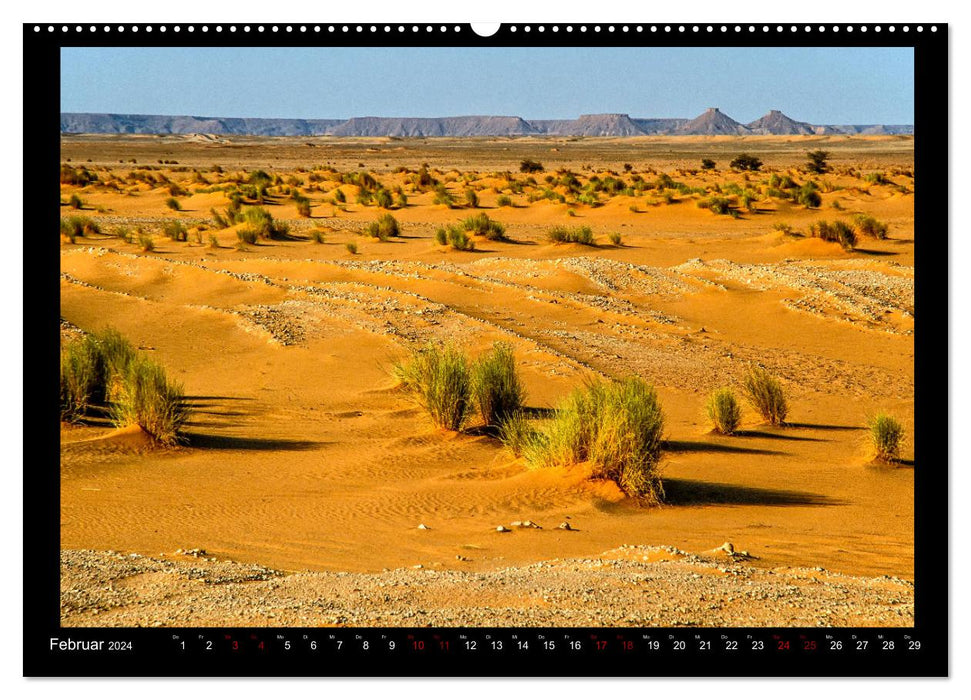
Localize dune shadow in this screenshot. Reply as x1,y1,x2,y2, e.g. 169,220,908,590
663,479,839,507
854,248,899,257
183,433,326,451
498,237,538,246
735,430,826,443
786,422,862,432
664,439,785,456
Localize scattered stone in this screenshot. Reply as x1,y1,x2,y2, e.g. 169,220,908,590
495,526,511,533
558,522,573,531
417,524,430,530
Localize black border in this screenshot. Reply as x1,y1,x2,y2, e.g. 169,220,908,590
24,23,949,677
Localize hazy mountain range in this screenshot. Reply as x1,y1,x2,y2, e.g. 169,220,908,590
60,108,913,138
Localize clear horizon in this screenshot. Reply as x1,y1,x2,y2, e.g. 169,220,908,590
61,46,914,124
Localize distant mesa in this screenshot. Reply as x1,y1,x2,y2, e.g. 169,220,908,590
675,107,751,136
60,110,914,137
746,109,815,136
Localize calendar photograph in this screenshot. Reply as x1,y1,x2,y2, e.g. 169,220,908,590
40,30,944,665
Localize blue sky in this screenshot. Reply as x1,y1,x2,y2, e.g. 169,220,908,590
61,46,914,123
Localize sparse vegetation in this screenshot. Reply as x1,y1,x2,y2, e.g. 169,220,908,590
393,343,473,431
854,214,889,239
165,197,182,211
138,233,155,252
471,342,525,428
608,232,623,246
69,193,84,209
309,228,326,244
498,411,537,457
730,154,763,172
109,355,189,445
163,221,188,242
496,195,513,207
240,206,290,240
524,378,665,503
461,213,506,240
435,225,475,251
697,196,738,217
464,188,479,208
805,150,830,174
60,216,100,242
867,412,904,463
701,158,716,170
345,241,358,254
705,387,742,435
519,159,544,174
367,213,401,240
808,220,856,250
742,367,788,425
547,225,595,245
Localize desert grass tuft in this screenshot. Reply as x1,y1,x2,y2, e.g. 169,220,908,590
547,225,595,245
461,212,506,240
525,378,665,502
393,343,473,431
471,342,525,428
498,411,538,457
705,387,742,435
867,412,904,463
109,355,189,445
742,367,788,425
854,214,889,239
345,241,358,254
59,337,101,421
367,213,401,240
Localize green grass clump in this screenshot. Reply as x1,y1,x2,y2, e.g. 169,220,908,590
464,188,479,208
435,225,475,251
496,195,513,207
60,216,100,243
854,214,889,239
525,378,665,502
547,225,594,245
240,206,289,240
236,228,259,245
461,212,506,240
109,355,189,445
345,242,358,254
867,412,904,463
138,232,155,252
165,197,182,211
433,185,455,207
394,344,473,431
705,387,742,435
163,220,188,242
367,213,401,240
498,411,538,457
207,233,220,249
309,228,326,244
608,231,623,246
60,337,102,421
93,328,137,402
697,196,737,216
69,193,84,209
293,193,312,217
471,342,525,428
808,220,856,250
742,367,788,425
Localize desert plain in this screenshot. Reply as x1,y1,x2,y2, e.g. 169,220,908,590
58,134,915,627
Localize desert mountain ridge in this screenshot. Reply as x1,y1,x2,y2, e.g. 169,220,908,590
60,109,913,137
